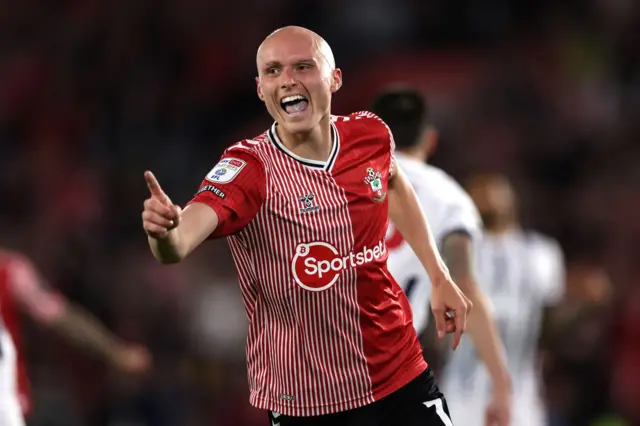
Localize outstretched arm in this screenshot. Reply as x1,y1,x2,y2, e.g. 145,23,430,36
144,150,267,263
440,233,511,393
143,171,218,264
9,258,149,373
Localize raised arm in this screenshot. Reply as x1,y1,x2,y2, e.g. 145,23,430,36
143,171,218,264
143,149,267,263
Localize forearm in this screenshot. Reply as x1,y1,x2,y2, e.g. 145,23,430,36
148,203,219,264
464,286,511,390
388,169,449,284
50,304,122,365
149,229,185,264
441,233,510,390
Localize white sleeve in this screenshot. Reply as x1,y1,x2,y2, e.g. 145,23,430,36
437,200,483,247
536,239,566,306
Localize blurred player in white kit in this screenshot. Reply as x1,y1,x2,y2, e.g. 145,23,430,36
442,174,566,426
371,87,512,426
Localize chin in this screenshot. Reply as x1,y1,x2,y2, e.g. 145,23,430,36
279,112,317,134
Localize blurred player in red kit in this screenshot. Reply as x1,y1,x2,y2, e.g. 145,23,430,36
142,26,471,426
0,249,151,426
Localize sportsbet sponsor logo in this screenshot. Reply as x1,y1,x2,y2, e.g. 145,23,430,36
291,241,387,291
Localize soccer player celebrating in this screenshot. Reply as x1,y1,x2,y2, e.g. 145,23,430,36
442,174,565,426
371,87,512,426
142,26,471,426
0,249,151,426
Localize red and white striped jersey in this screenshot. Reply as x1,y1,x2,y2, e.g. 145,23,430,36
0,250,66,416
188,112,426,416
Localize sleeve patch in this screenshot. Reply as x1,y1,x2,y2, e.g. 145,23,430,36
205,158,247,183
196,185,226,199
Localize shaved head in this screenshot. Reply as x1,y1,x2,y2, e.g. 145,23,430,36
257,26,336,72
255,26,342,136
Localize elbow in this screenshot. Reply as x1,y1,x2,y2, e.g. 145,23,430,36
149,237,187,265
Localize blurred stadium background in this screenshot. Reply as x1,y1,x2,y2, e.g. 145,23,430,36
1,0,639,425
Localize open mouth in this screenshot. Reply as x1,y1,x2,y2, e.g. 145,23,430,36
280,94,309,115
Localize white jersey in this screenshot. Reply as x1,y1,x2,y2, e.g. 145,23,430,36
0,329,23,426
441,229,565,426
385,153,482,335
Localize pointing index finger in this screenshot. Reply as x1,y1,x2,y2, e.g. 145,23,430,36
144,171,169,202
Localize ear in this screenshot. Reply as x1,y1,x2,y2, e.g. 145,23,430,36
330,68,343,93
256,76,264,101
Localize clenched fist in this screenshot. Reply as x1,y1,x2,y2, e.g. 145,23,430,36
142,171,182,239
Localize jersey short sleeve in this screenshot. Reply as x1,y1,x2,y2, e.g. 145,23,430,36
187,148,266,238
535,237,566,306
437,200,483,246
376,114,396,177
386,123,396,178
351,111,397,178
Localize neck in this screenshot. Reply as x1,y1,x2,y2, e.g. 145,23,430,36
397,147,427,163
485,221,518,236
276,114,333,162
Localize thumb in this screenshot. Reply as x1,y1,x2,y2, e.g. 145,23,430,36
169,205,182,229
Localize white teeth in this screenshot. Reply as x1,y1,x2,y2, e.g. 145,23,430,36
281,95,306,103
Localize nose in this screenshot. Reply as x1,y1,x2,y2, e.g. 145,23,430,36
280,67,297,90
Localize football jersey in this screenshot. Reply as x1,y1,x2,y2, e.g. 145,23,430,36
385,153,482,335
441,230,565,426
187,112,426,417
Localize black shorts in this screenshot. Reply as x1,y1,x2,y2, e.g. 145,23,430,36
266,368,453,426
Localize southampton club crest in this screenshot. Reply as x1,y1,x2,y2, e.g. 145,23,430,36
364,167,387,202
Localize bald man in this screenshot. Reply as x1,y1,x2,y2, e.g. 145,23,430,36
441,174,566,426
141,26,471,426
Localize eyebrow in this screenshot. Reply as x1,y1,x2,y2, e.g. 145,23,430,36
263,58,317,69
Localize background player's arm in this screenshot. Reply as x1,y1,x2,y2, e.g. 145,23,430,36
9,258,149,372
440,233,511,392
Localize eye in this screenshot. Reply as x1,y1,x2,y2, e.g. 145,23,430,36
296,64,312,71
266,68,279,76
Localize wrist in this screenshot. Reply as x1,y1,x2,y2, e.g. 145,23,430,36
493,374,512,394
429,269,451,287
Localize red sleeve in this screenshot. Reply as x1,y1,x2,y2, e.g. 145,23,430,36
352,111,397,177
385,120,397,178
8,256,66,324
186,149,266,238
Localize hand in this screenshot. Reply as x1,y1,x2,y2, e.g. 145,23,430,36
113,344,152,374
484,386,512,426
142,171,182,239
430,275,472,350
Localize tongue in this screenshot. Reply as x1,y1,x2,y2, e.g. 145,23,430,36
285,100,308,114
